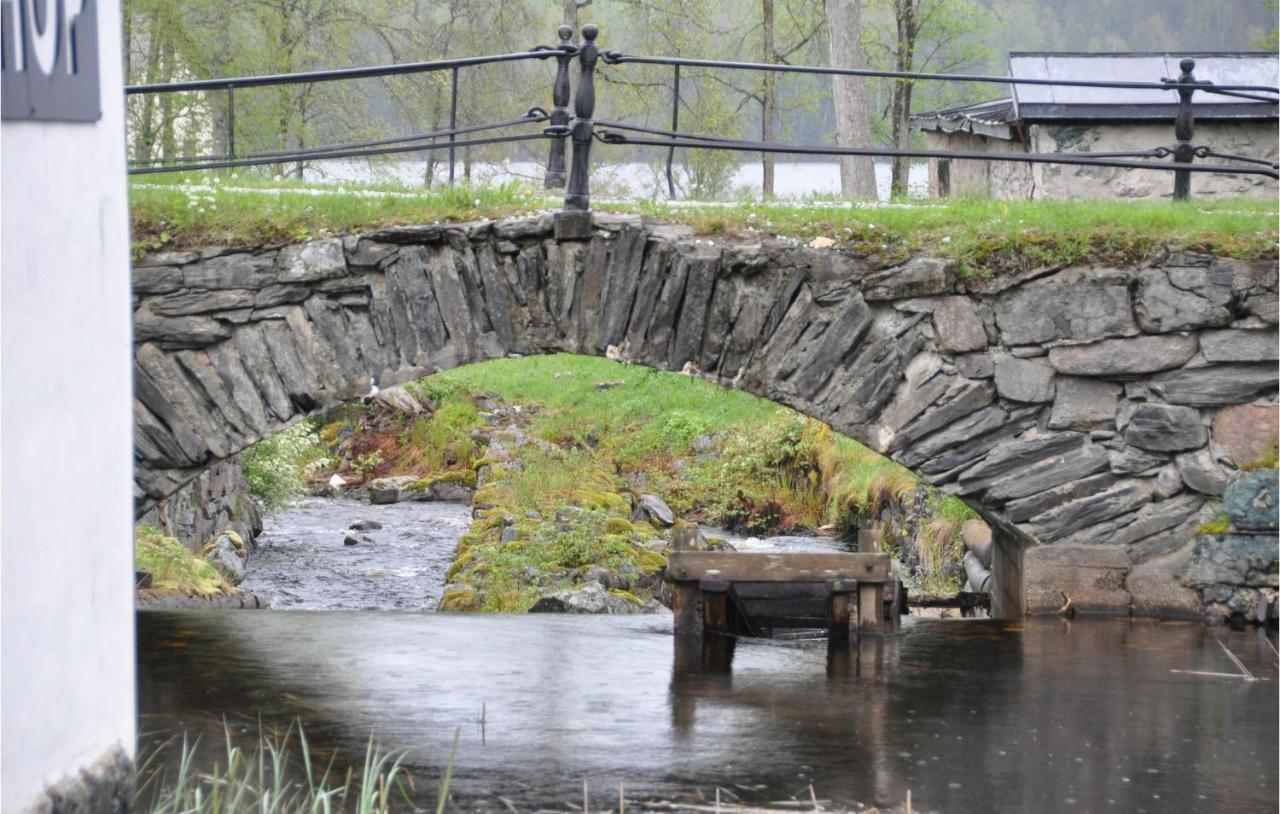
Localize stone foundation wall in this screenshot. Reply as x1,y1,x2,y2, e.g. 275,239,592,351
136,454,261,552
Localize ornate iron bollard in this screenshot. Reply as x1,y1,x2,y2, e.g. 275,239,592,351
544,25,575,189
565,23,599,211
1165,58,1209,201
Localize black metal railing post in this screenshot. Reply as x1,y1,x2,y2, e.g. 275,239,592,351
544,24,575,188
665,63,680,198
564,23,598,211
1169,58,1199,201
226,86,236,160
448,66,460,184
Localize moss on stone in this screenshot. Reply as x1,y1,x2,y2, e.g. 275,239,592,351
570,488,629,514
1242,439,1279,471
609,588,645,608
1196,515,1233,536
440,585,482,612
605,516,635,535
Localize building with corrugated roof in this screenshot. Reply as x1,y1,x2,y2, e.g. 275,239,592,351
909,52,1278,199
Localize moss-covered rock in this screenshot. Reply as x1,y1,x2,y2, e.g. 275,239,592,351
440,584,483,612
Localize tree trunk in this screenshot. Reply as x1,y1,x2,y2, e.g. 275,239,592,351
889,0,918,197
136,25,161,162
158,36,177,161
564,0,578,39
824,0,877,198
761,0,776,199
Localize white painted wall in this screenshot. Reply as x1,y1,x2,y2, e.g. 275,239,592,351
1,1,136,810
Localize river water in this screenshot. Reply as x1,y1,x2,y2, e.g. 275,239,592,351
138,499,1280,812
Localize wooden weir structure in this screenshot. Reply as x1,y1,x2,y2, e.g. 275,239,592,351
666,552,903,639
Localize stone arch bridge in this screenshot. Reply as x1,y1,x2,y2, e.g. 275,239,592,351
132,214,1278,618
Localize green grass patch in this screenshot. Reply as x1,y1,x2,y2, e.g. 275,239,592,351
134,525,233,598
130,176,1277,274
130,174,544,255
413,354,979,606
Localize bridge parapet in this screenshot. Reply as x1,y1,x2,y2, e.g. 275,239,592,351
131,214,1278,619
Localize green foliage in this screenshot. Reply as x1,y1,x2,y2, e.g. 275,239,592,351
242,421,323,513
134,525,232,597
355,451,384,479
135,721,417,814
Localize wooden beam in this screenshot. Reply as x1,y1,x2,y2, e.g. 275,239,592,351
858,582,884,634
667,552,891,583
827,592,852,642
672,582,704,635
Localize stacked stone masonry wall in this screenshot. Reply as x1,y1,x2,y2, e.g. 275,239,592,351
131,214,1279,620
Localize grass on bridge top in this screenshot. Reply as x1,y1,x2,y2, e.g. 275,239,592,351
129,172,1278,275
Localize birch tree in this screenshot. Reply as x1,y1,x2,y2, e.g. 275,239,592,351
824,0,876,198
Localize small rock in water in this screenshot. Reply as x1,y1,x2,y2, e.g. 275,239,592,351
349,520,383,531
343,535,360,546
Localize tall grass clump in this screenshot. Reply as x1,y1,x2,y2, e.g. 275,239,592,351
134,525,234,597
135,722,419,814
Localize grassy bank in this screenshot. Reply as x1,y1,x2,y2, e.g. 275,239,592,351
130,174,1277,274
283,355,976,610
134,525,237,597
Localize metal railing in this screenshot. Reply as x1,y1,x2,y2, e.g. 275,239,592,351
125,24,1280,204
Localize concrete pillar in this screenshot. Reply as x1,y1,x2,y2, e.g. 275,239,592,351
1,1,136,809
990,527,1027,619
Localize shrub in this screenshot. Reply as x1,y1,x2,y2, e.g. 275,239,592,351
241,421,322,513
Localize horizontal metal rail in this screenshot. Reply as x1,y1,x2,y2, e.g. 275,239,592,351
596,129,1280,179
125,50,555,94
127,111,548,168
600,52,1280,96
128,131,548,175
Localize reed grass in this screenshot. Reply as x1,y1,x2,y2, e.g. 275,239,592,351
135,721,421,814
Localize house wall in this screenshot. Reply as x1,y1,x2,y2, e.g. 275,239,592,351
0,1,137,811
924,131,1034,198
924,120,1278,200
1026,120,1278,200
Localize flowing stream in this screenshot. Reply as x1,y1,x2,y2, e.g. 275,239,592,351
138,498,1279,812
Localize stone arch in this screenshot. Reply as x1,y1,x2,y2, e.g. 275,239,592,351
132,214,1279,617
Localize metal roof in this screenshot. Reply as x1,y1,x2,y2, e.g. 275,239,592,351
911,52,1277,139
1009,52,1278,121
909,98,1015,139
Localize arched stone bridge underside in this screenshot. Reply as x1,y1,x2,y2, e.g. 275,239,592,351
132,214,1279,616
